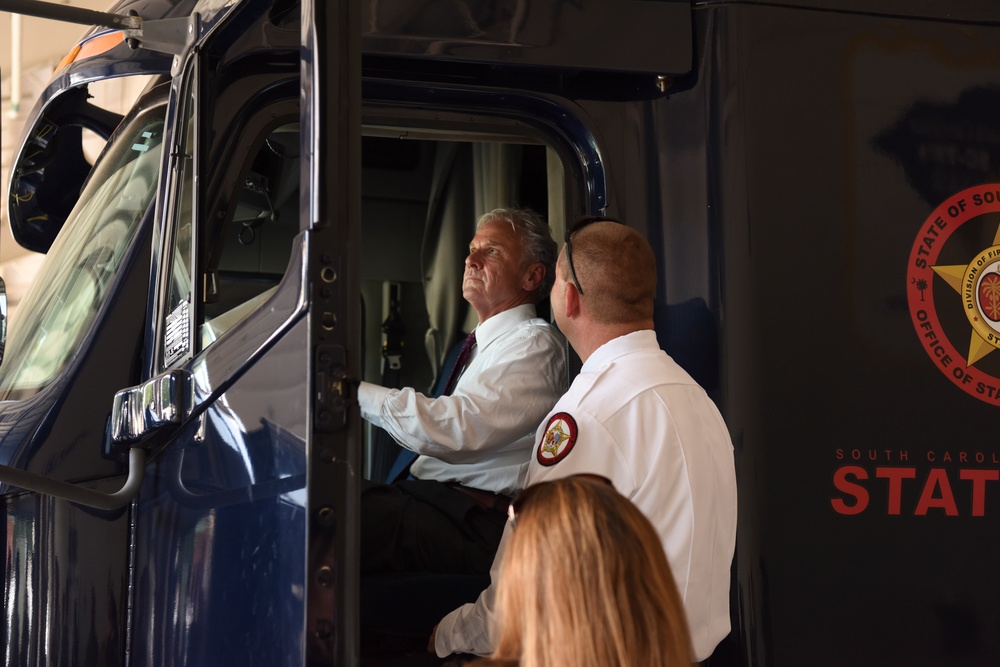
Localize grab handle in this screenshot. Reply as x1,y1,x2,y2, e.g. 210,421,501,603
0,447,147,511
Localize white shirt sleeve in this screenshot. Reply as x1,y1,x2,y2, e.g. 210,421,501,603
433,521,510,657
358,326,564,465
358,381,391,426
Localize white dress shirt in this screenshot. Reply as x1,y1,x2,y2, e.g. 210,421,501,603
435,330,738,662
358,303,566,496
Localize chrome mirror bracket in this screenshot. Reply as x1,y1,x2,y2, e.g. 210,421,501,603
111,369,192,445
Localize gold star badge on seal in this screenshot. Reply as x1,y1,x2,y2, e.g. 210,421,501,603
931,223,1000,366
536,412,578,466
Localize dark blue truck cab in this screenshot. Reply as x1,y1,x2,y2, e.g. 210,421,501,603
2,0,1000,665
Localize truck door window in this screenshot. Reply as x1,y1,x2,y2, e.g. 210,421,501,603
0,105,165,398
160,100,301,369
200,122,300,347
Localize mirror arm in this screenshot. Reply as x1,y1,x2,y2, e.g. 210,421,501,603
0,447,147,511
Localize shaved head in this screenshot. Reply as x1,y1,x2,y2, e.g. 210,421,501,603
561,221,656,325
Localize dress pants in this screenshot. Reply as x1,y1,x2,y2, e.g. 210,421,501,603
360,478,507,574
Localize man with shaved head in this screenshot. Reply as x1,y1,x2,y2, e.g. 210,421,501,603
433,217,738,664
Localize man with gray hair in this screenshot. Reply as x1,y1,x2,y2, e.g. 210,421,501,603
358,207,566,575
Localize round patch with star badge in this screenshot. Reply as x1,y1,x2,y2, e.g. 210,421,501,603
906,184,1000,404
537,412,578,466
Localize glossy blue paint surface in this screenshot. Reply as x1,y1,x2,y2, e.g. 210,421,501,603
2,492,129,666
130,320,309,666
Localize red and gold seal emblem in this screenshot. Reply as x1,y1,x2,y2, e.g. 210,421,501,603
537,412,578,466
907,184,1000,404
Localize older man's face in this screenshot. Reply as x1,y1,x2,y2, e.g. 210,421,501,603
463,219,533,322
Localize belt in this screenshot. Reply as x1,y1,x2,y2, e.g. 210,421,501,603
446,483,512,515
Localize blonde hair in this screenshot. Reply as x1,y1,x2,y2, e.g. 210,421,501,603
481,476,694,667
562,221,656,325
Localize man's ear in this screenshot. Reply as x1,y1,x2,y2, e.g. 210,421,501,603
563,281,581,319
522,263,546,293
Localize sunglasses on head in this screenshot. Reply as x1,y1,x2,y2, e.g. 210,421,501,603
507,474,614,527
564,215,624,295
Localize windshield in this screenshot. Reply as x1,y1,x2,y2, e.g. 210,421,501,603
0,104,165,398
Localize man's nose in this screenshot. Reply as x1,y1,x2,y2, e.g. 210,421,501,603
466,249,482,268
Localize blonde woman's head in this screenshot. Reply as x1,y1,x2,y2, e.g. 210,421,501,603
491,475,694,667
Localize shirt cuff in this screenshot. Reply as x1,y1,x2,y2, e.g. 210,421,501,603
433,600,493,658
357,381,391,424
433,606,464,658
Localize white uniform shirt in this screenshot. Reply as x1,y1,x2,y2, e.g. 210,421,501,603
358,303,566,496
435,329,738,662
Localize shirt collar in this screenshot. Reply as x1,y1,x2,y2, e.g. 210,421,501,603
474,303,538,350
582,329,657,371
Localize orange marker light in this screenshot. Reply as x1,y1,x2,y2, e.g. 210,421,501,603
54,31,125,74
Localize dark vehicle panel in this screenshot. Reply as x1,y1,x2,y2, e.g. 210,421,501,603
687,4,1000,665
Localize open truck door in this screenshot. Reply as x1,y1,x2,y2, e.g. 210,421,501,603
0,0,360,664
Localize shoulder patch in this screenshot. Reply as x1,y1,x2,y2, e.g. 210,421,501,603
537,412,578,466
